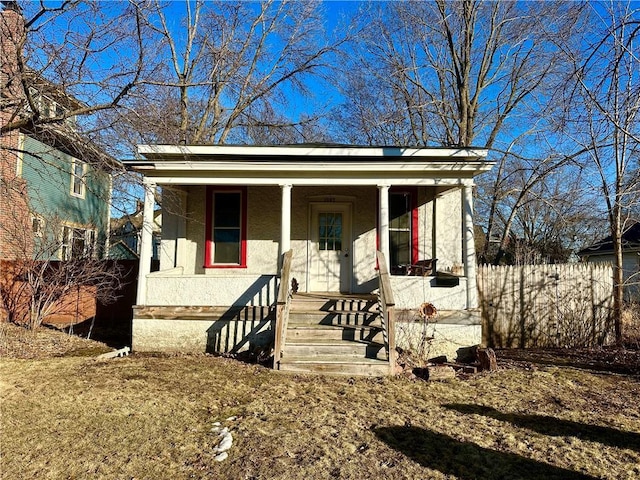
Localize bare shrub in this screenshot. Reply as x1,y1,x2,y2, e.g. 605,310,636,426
622,304,640,349
1,258,123,330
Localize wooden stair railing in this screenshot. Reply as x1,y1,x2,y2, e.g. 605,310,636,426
376,250,397,374
274,249,294,370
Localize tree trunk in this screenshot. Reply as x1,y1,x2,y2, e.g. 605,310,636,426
612,208,624,345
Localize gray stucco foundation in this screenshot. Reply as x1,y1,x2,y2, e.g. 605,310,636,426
132,306,274,355
132,307,481,363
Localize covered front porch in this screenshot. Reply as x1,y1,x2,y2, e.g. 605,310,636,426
125,145,492,370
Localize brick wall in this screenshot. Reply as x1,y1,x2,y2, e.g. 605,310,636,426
1,3,32,260
0,260,97,327
1,134,33,260
1,2,24,98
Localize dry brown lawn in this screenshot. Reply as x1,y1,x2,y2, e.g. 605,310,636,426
1,324,640,479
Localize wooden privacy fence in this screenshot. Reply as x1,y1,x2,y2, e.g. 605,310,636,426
477,263,614,348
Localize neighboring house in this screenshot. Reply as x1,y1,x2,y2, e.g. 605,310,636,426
579,222,640,301
126,144,493,375
0,2,114,261
109,203,161,261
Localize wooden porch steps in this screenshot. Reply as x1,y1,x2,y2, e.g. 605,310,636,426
284,311,381,326
286,338,386,359
278,357,390,376
278,293,390,376
287,325,385,343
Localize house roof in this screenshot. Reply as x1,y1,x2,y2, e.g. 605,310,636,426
108,240,140,260
111,208,161,233
124,144,493,187
26,125,120,172
579,222,640,256
136,143,488,159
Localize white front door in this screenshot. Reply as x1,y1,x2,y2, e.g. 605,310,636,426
308,203,352,292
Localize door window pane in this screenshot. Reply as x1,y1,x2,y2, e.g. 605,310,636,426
319,212,342,251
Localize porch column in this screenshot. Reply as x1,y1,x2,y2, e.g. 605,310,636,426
136,179,156,305
280,184,292,258
462,183,478,308
378,184,391,271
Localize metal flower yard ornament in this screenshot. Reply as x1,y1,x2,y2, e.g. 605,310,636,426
418,302,437,320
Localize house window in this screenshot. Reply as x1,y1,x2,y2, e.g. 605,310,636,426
71,159,86,198
389,189,418,274
41,96,52,118
205,187,247,268
27,90,65,118
55,103,65,118
61,226,96,260
32,215,45,238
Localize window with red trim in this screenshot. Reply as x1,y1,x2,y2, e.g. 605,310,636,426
389,188,418,274
205,187,247,268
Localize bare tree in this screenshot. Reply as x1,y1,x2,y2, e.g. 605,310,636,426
336,1,577,145
556,1,640,343
111,0,346,146
334,0,587,264
0,0,150,138
484,169,605,265
0,0,157,226
0,210,122,330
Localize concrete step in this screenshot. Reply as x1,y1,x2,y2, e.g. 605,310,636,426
286,325,385,343
284,339,386,359
287,310,381,326
278,357,390,376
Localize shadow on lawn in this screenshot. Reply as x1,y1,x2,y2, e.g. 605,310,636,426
496,348,640,376
444,403,640,451
374,426,597,480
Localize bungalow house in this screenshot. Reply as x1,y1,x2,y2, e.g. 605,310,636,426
125,145,493,375
109,202,161,262
579,222,640,301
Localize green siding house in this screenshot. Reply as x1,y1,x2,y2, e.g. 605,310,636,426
1,2,115,261
18,134,112,260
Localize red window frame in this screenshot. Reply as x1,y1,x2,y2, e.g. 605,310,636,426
376,187,419,269
204,186,247,268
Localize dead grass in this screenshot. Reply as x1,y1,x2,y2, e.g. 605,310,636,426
1,327,639,480
0,322,112,359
